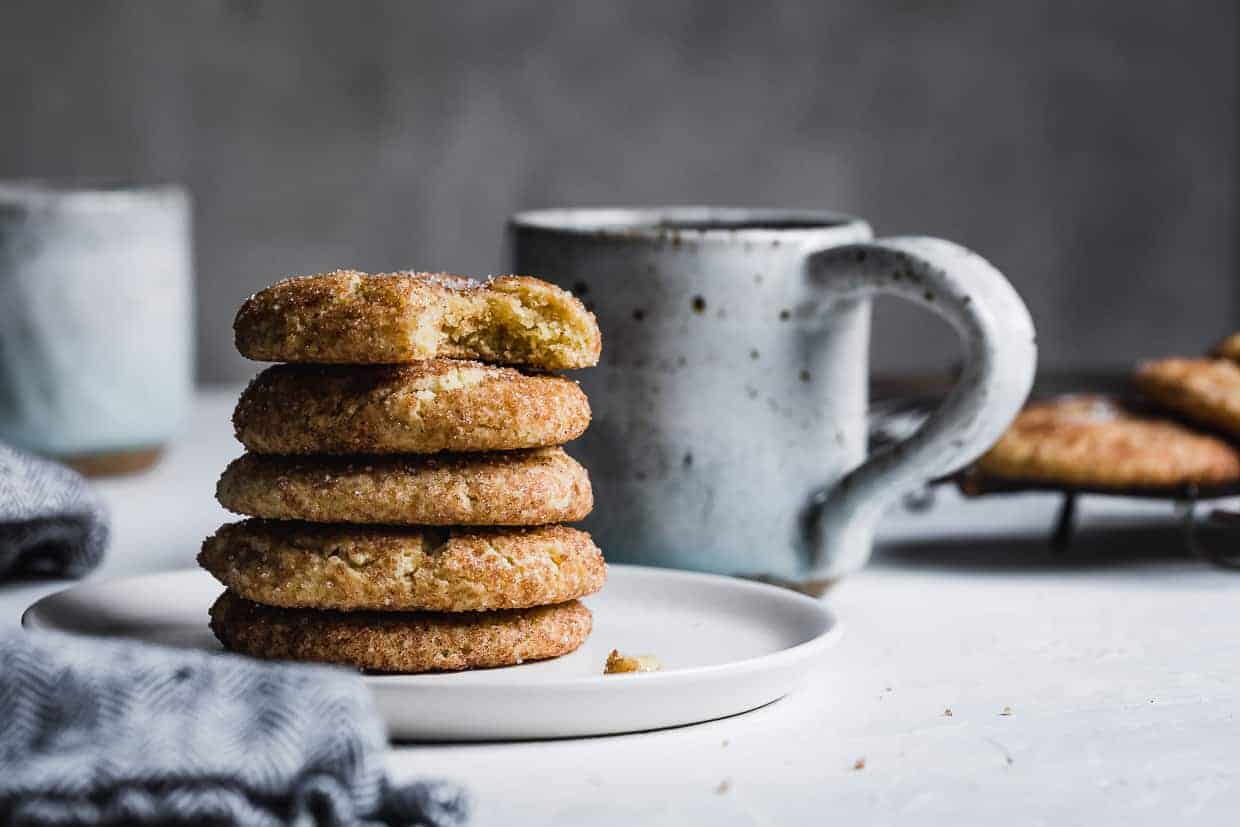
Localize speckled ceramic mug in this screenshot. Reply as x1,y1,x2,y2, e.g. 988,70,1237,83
509,207,1035,584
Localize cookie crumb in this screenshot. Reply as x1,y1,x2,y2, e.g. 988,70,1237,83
853,757,866,771
716,778,731,795
943,707,953,717
604,649,662,674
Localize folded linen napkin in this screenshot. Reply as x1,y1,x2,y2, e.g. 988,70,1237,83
0,631,467,826
0,443,108,579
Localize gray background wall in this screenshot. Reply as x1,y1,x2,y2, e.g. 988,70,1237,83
1,0,1235,383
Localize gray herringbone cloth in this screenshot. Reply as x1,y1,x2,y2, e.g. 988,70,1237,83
0,443,108,579
0,632,467,826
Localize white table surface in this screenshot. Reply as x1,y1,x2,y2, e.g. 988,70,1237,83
4,388,1239,826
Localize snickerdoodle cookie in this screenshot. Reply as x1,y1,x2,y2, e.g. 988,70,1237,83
234,270,601,370
1135,358,1240,438
209,590,592,673
233,361,590,455
969,395,1240,490
1213,332,1240,363
199,520,605,612
216,447,592,526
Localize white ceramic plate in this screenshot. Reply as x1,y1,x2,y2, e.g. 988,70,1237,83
23,564,839,741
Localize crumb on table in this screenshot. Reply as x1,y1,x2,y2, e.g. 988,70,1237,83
604,649,662,674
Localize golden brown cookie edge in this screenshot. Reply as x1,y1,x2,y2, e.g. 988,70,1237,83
209,591,593,673
215,447,594,526
971,394,1240,490
199,520,606,611
232,361,590,455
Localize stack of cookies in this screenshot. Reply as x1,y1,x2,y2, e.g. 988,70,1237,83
964,331,1240,495
200,270,606,673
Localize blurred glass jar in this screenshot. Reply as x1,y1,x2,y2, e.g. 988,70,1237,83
0,181,192,474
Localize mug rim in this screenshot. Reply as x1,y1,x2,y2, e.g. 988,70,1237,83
509,206,869,243
0,178,188,211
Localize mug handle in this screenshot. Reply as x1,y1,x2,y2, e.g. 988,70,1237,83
803,236,1037,577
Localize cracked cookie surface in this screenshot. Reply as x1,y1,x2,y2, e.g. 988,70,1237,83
971,394,1240,490
200,520,605,612
233,360,590,455
234,270,601,370
1135,357,1240,438
210,590,593,673
216,447,593,526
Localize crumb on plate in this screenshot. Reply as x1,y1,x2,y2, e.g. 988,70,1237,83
604,649,662,674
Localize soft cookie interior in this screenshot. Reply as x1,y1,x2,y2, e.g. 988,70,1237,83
439,277,600,370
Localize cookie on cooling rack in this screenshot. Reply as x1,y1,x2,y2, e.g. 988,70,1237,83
968,394,1240,491
1135,357,1240,439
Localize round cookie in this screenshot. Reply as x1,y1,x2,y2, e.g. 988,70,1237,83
209,591,592,673
233,270,601,370
1214,332,1240,363
971,394,1240,490
234,361,590,455
216,447,593,526
1135,357,1240,438
199,520,606,612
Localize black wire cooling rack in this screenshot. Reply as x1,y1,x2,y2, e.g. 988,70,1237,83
868,384,1240,570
